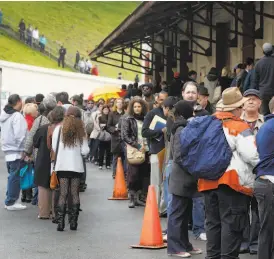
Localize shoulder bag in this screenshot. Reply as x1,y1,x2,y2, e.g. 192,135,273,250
50,127,61,189
126,144,145,165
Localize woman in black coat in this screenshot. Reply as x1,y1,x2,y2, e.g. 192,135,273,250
33,107,65,219
107,98,125,178
121,98,149,208
33,122,52,219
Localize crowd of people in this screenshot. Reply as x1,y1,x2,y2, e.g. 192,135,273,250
1,42,274,259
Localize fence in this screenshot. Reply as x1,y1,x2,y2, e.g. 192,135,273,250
1,15,78,71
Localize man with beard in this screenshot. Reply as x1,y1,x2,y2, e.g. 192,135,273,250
141,83,155,107
181,81,209,241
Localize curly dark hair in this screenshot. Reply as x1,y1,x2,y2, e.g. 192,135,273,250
128,98,148,117
62,106,86,148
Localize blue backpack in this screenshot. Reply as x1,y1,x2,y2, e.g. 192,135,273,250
179,116,232,180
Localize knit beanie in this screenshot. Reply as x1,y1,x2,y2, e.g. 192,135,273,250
174,100,194,120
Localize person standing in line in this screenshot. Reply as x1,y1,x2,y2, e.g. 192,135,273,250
21,103,39,203
251,43,274,115
204,67,221,112
89,102,104,164
219,66,232,93
46,107,65,223
122,98,149,208
98,105,111,170
167,100,203,257
71,94,87,192
34,107,64,220
0,94,27,211
199,87,259,259
142,91,168,209
58,45,67,68
107,98,125,179
52,106,89,231
181,81,209,241
197,85,213,114
161,96,178,241
240,89,263,255
254,96,274,259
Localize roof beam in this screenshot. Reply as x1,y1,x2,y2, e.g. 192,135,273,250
90,58,147,75
222,2,274,20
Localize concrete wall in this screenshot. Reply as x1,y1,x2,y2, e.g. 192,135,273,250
0,60,134,100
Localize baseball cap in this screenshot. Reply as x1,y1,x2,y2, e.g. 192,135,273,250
243,89,261,99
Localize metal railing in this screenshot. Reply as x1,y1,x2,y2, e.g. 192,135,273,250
1,15,79,71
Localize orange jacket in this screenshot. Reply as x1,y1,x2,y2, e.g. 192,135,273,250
198,112,259,196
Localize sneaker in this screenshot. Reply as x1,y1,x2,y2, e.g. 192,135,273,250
168,252,191,258
197,233,207,241
106,166,111,169
5,203,27,211
99,166,103,170
189,248,203,255
163,233,167,242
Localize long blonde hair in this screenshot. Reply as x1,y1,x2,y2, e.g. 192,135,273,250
112,98,124,112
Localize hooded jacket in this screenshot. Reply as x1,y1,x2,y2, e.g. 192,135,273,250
204,73,221,106
0,105,27,160
198,112,259,196
168,117,198,197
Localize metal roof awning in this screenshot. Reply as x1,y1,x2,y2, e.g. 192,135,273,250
89,1,274,74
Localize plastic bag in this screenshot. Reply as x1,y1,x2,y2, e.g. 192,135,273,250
20,163,35,190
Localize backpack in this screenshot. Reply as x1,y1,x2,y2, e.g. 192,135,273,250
179,115,232,180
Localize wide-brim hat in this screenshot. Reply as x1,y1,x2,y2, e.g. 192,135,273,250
216,87,248,112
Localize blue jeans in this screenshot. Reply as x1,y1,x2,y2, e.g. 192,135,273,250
5,159,23,206
164,160,173,217
192,196,206,238
32,187,38,205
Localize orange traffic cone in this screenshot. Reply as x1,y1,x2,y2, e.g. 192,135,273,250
131,185,167,249
108,157,128,200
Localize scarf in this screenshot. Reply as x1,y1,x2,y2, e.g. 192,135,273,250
133,113,144,120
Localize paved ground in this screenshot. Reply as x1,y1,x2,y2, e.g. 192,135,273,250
0,153,257,259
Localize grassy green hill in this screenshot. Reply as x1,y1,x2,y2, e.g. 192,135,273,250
0,1,140,79
0,31,72,71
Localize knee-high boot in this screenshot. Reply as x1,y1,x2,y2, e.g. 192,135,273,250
70,204,80,230
57,205,66,231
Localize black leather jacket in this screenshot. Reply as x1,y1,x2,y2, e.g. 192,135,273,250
121,116,139,149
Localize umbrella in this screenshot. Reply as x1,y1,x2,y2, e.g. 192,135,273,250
88,86,126,102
